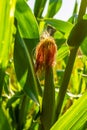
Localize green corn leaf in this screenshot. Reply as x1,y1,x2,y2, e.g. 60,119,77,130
68,0,78,24
0,107,11,130
0,0,16,68
54,31,66,46
14,30,39,103
14,0,40,103
81,37,87,55
6,91,24,108
56,45,69,61
80,15,87,55
44,18,73,37
46,0,62,18
51,91,87,130
15,0,39,39
34,0,47,18
0,0,16,95
67,19,87,47
72,0,78,16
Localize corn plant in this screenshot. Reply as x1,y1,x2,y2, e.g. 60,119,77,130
0,0,87,130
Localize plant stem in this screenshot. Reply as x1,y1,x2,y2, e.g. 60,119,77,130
40,66,55,130
55,0,87,121
78,0,87,22
55,47,78,121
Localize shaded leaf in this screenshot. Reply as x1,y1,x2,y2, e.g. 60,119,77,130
14,31,28,87
68,14,78,24
6,91,24,108
72,0,78,15
24,38,39,54
0,69,5,96
14,30,39,103
67,20,87,47
34,0,47,18
68,0,78,24
0,107,11,130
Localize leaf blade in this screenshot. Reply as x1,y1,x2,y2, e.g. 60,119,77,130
44,18,73,37
46,0,62,18
51,91,87,130
14,30,39,103
0,107,11,130
34,0,47,18
15,0,39,39
0,0,16,68
67,20,87,47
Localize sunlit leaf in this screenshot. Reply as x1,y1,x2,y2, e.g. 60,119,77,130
54,31,66,47
83,14,87,19
0,0,16,68
44,18,73,37
46,0,62,17
81,37,87,55
56,45,69,61
15,0,39,39
0,0,16,95
51,91,87,130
